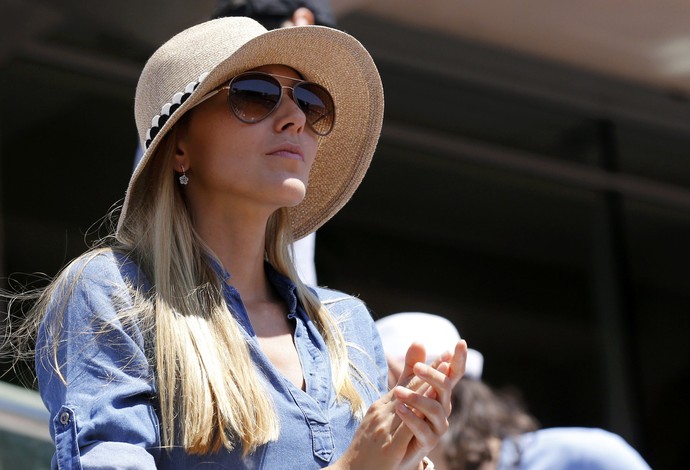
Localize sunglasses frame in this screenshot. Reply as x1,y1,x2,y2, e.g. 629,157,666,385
194,71,335,136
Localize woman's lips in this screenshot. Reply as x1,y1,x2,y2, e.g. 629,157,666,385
268,143,304,161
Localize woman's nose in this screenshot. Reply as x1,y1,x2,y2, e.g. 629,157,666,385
273,86,307,133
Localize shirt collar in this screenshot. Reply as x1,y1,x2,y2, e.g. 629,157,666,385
207,255,300,317
264,262,299,317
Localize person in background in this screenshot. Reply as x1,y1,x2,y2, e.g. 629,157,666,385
376,312,651,470
212,0,336,29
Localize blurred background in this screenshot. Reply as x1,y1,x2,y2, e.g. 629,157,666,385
2,1,690,468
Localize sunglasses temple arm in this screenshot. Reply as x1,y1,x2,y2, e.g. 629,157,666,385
190,86,229,110
311,110,334,126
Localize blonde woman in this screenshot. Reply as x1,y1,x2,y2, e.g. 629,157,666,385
10,17,467,469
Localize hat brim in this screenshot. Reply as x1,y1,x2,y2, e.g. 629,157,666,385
120,19,384,241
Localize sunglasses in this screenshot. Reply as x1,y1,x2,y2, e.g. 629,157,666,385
196,71,335,136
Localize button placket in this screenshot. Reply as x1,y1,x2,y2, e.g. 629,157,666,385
289,319,335,462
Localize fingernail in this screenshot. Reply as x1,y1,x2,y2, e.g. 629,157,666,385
413,362,431,376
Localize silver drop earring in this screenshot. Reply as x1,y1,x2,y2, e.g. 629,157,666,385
179,167,189,185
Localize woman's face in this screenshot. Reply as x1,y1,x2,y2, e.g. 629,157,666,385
175,64,319,223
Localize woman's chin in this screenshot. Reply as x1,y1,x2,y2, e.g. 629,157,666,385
283,194,307,208
280,180,308,207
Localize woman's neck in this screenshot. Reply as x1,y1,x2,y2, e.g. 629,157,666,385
193,207,273,303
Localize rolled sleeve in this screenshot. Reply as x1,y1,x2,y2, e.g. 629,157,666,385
36,253,160,469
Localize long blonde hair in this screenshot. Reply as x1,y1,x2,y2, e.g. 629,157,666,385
13,124,366,456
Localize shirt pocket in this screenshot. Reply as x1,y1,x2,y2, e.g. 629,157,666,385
53,405,83,470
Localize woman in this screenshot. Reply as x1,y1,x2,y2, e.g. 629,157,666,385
11,17,467,469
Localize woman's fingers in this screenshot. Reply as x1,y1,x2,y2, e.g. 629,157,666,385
404,341,468,416
395,342,427,389
393,386,449,436
392,385,450,469
446,340,468,386
412,362,453,416
341,340,469,470
339,390,416,469
393,403,428,465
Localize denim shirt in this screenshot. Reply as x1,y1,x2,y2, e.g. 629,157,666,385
36,250,388,469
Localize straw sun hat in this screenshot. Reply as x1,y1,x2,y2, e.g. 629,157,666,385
118,16,384,239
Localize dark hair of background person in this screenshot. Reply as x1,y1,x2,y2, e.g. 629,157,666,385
444,379,539,470
213,0,336,28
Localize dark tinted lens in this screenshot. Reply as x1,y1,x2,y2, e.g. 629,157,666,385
229,74,281,123
294,83,335,136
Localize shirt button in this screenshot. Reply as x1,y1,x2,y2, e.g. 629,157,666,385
59,412,70,425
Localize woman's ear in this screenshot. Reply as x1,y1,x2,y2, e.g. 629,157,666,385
173,119,191,172
174,143,188,172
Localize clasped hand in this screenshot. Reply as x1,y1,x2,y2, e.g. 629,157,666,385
335,340,468,470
